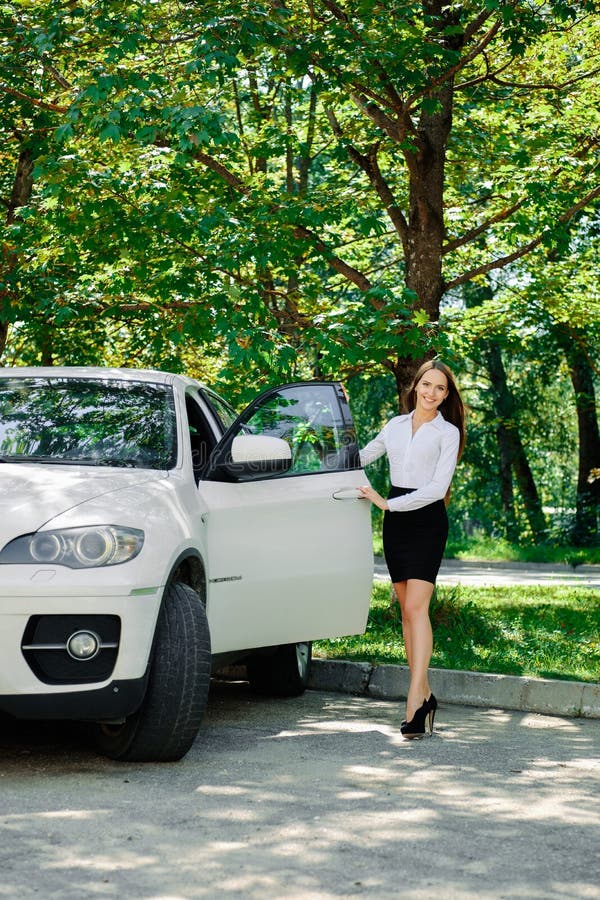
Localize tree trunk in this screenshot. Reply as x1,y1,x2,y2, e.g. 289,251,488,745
555,328,600,544
390,357,423,411
1,147,35,358
404,80,452,324
496,424,519,541
351,2,460,407
483,342,547,540
397,7,456,405
0,322,8,363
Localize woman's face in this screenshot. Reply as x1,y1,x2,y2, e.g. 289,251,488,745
415,368,449,414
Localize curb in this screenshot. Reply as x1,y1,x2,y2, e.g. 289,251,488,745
308,658,600,719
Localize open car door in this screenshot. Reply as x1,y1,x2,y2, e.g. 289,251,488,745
198,381,373,655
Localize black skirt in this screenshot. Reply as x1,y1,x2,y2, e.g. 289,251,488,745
382,486,448,585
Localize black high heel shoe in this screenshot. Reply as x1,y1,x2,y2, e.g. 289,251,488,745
401,695,437,739
401,694,437,726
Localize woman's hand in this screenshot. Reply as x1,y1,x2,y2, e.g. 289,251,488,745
358,485,389,511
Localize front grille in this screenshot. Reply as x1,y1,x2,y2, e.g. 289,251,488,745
22,615,121,685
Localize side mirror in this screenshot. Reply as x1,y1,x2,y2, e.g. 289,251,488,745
218,435,292,480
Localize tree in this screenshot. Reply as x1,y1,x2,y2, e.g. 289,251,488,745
448,205,600,546
531,223,600,543
556,327,600,542
456,280,549,540
0,4,58,358
3,1,598,403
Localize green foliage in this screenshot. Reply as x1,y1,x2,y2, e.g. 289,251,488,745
3,0,598,376
315,581,600,683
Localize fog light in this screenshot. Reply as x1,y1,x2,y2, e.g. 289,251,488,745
67,630,100,660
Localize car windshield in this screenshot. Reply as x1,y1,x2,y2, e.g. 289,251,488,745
0,377,177,469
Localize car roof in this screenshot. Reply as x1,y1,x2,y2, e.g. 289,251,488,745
0,366,205,389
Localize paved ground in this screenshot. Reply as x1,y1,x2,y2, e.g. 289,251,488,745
373,557,600,589
1,681,599,899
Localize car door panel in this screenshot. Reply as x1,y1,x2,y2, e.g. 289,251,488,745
201,471,372,653
200,382,372,654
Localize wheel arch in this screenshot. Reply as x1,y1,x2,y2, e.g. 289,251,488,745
139,548,207,686
166,548,207,604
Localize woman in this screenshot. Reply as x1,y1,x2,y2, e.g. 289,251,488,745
359,361,465,738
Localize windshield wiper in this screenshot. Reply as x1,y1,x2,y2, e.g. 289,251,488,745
0,455,92,465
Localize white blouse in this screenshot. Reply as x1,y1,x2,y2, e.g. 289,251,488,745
359,411,460,512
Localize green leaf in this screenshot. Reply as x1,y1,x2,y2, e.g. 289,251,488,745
99,123,121,142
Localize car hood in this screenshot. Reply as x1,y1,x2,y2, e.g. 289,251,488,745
0,464,168,546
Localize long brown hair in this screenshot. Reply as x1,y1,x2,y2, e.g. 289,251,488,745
406,360,466,459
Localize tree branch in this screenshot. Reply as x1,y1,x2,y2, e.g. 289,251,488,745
444,198,526,254
488,65,600,93
41,57,72,91
326,108,409,249
293,224,376,298
445,145,600,254
406,18,502,109
349,91,406,144
297,79,318,194
178,144,377,301
366,145,409,250
191,150,247,192
445,185,600,291
0,83,68,113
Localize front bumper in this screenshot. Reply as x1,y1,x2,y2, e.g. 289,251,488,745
0,677,147,721
0,577,163,720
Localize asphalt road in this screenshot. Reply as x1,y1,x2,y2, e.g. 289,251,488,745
1,681,599,899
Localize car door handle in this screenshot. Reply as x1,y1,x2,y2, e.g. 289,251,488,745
332,488,363,501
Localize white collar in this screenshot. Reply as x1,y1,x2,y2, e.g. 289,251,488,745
407,410,445,430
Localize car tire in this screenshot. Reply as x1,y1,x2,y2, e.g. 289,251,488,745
247,641,312,697
92,582,211,762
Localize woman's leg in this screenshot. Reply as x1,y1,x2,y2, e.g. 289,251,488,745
401,579,435,722
392,581,411,671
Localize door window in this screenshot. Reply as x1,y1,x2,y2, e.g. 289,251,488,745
236,383,357,476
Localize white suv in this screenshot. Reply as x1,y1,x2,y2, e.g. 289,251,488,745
0,368,372,760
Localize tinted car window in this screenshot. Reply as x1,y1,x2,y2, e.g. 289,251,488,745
0,378,177,469
241,384,353,475
201,388,238,430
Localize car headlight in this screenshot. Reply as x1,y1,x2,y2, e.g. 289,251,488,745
0,526,144,569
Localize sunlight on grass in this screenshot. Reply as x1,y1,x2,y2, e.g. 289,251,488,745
444,535,600,566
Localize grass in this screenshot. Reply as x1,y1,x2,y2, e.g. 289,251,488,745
314,581,600,683
445,535,600,567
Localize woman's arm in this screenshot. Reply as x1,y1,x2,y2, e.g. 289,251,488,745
358,428,387,467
